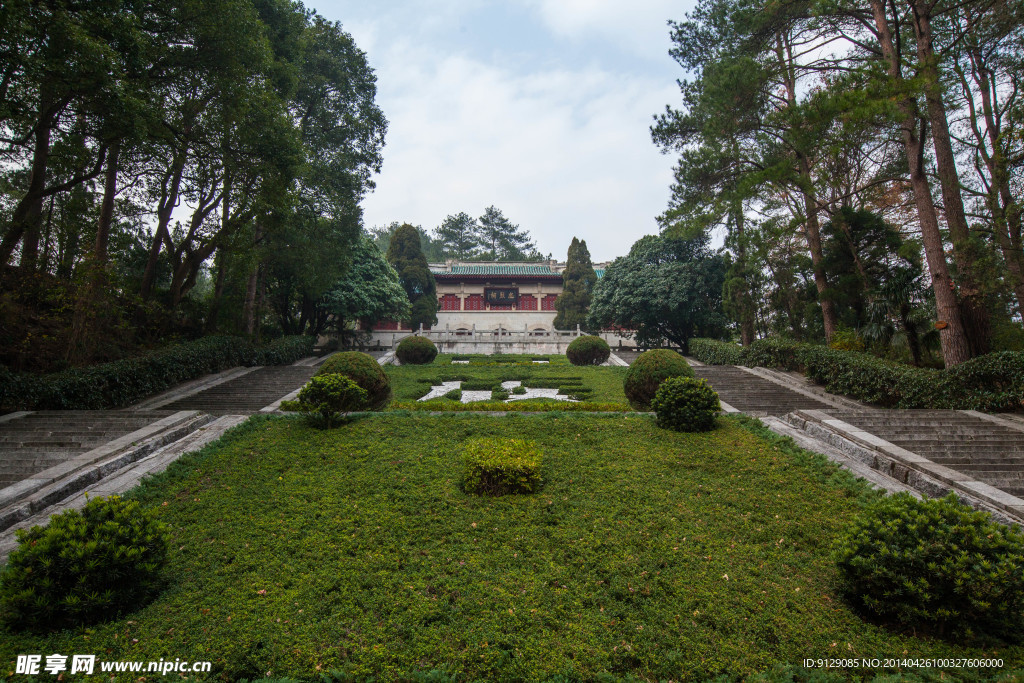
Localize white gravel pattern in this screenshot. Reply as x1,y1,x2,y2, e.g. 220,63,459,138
417,380,578,404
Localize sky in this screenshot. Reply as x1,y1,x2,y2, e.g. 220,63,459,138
308,0,695,263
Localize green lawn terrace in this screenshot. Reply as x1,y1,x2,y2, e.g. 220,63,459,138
3,413,1020,682
385,354,630,411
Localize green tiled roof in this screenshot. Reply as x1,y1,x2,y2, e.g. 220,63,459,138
595,268,605,279
434,265,560,276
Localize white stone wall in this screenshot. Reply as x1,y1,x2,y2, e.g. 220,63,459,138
435,311,557,332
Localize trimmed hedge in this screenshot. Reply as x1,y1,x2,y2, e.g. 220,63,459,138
566,335,610,366
297,374,368,428
0,335,314,412
395,335,438,365
834,492,1024,640
689,338,1024,412
316,352,391,410
623,349,694,410
651,376,719,432
461,438,543,495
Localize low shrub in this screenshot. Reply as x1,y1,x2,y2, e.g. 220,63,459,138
566,335,611,366
796,346,946,408
297,374,368,428
829,328,866,352
0,335,314,412
491,386,510,401
511,385,527,395
689,338,744,365
623,349,693,409
651,376,719,432
743,337,801,370
316,352,391,410
0,495,170,631
833,492,1024,640
461,379,498,391
395,336,438,365
462,438,543,495
946,350,1024,412
444,388,463,401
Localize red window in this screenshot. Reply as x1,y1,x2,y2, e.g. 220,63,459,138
518,294,537,310
542,295,558,311
439,294,461,311
465,294,484,311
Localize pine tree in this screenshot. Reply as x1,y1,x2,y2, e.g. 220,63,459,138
434,212,479,259
553,237,597,330
476,206,537,260
386,223,438,329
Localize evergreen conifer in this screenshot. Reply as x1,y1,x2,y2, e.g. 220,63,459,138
553,237,597,330
386,223,438,329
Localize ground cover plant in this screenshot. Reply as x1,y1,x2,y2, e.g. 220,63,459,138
2,414,1020,681
385,354,628,408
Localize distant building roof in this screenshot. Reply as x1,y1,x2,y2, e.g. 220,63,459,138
594,268,605,279
428,260,610,279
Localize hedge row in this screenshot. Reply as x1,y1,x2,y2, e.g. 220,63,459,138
0,335,314,412
690,338,1024,411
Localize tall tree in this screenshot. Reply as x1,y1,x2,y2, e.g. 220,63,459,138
434,211,479,260
476,206,537,260
553,237,597,330
321,236,409,343
589,234,727,352
386,223,437,329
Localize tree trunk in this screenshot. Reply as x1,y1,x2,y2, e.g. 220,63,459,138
3,91,54,269
733,198,756,346
206,249,228,333
869,0,971,367
140,152,186,299
910,0,989,355
92,140,121,265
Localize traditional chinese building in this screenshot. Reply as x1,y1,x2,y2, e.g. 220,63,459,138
370,260,607,334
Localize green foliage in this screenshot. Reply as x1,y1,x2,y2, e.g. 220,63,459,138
829,329,866,352
0,496,169,631
396,335,438,365
512,385,527,395
589,234,727,351
461,438,544,495
689,338,745,365
386,223,438,329
443,388,462,400
651,376,720,432
0,335,313,412
491,386,511,401
297,374,368,428
623,349,694,409
316,351,392,410
743,338,802,370
566,335,611,366
321,236,410,340
433,212,480,260
475,205,539,260
554,237,598,330
834,493,1024,640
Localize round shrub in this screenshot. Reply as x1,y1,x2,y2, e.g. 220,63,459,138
462,438,543,495
651,376,720,431
395,335,438,365
0,495,170,631
297,374,368,428
316,351,391,410
833,492,1024,640
623,349,693,409
566,335,611,366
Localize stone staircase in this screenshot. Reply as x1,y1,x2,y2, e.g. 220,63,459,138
691,365,836,415
0,410,179,489
820,410,1024,498
159,366,315,415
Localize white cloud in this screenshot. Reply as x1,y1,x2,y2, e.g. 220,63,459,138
359,37,678,261
527,0,686,58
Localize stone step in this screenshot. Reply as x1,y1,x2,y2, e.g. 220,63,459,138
160,367,315,414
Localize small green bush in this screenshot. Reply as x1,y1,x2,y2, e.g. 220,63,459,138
689,338,744,365
511,385,527,395
651,376,719,432
396,335,438,365
461,379,498,391
566,335,611,366
0,495,170,631
316,352,391,410
297,374,368,428
443,388,463,401
491,386,510,401
623,349,693,409
833,492,1024,640
743,337,801,370
829,328,866,352
462,438,543,495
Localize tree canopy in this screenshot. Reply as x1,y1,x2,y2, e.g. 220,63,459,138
321,236,409,343
553,237,597,331
386,223,438,329
589,235,727,351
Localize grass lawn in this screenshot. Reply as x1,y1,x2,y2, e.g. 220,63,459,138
2,413,1021,682
386,354,629,409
